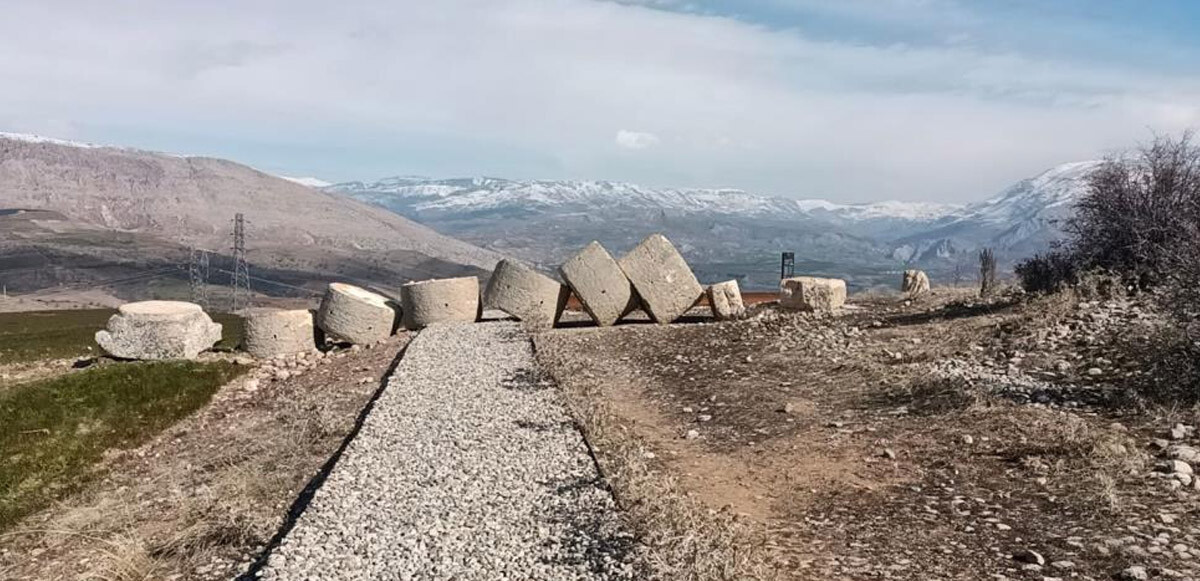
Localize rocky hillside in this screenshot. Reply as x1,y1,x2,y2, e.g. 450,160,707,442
0,134,500,298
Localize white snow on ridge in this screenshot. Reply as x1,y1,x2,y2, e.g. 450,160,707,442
964,160,1102,224
281,176,333,188
0,132,102,149
332,176,966,222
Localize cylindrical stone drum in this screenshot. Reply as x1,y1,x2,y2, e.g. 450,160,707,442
401,276,480,331
243,308,315,358
483,259,569,329
316,283,398,345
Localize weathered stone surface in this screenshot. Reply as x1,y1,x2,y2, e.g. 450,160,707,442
617,234,703,324
401,276,480,330
483,260,570,329
780,276,847,312
902,269,931,297
317,283,398,345
559,241,639,326
243,308,316,358
707,280,745,321
95,300,222,360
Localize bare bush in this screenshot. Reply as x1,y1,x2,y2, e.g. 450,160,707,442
1014,250,1077,294
979,248,997,297
1067,131,1200,291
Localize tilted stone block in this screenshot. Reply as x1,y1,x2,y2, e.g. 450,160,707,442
243,308,316,358
617,234,703,324
780,276,847,313
902,269,931,297
95,300,222,360
317,283,398,344
559,241,639,327
707,280,746,321
483,260,570,330
401,276,480,331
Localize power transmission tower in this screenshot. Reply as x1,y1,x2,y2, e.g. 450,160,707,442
780,251,795,280
230,213,251,312
188,246,211,308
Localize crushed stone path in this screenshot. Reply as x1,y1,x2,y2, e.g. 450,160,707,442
260,322,638,580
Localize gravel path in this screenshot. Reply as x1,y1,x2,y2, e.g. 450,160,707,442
259,322,638,580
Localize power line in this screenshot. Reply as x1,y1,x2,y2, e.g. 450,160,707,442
212,268,323,296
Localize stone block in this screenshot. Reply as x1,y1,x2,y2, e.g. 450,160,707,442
617,234,703,324
401,276,480,330
95,300,222,360
317,283,398,344
902,269,931,297
559,241,639,326
707,280,745,321
243,308,316,358
779,276,847,312
483,260,570,329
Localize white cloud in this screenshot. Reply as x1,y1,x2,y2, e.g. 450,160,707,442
0,0,1196,202
615,130,660,150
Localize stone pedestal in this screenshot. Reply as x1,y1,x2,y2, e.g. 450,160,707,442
95,300,222,360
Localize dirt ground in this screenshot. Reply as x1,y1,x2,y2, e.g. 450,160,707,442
0,335,411,581
537,291,1200,581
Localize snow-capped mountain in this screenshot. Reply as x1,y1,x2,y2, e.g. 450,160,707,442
891,160,1102,263
332,176,962,227
326,162,1100,289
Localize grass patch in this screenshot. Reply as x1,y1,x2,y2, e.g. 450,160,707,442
0,360,245,531
0,310,245,364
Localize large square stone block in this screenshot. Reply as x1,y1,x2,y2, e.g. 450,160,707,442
617,234,703,324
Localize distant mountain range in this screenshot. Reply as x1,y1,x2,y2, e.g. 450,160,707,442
327,161,1100,290
0,129,1102,299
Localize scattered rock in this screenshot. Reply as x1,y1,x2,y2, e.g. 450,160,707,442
1118,565,1148,581
1012,549,1044,566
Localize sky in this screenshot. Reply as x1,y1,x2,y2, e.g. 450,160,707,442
1,0,1198,203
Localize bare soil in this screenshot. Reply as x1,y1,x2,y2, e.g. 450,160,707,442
0,335,410,581
537,291,1200,580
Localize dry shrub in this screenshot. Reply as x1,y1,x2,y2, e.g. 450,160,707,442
563,387,777,581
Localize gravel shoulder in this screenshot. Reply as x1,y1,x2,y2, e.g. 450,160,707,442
0,336,409,581
260,322,638,580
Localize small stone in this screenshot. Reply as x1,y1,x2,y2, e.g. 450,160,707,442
698,414,712,423
1013,549,1045,565
1086,367,1103,377
961,435,975,445
1118,565,1148,581
881,448,897,460
1171,423,1192,440
1049,561,1074,570
996,523,1012,531
685,429,700,440
1166,460,1194,475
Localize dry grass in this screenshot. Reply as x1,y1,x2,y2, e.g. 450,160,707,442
558,377,778,581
